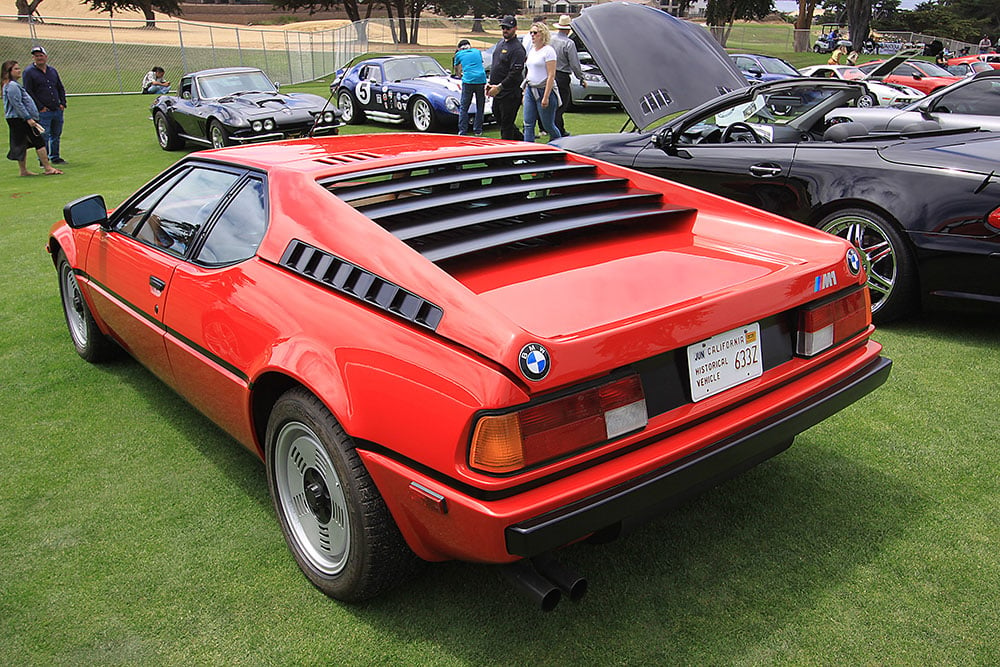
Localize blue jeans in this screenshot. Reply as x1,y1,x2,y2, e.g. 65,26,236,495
38,108,64,160
145,84,170,94
459,82,485,135
522,86,561,143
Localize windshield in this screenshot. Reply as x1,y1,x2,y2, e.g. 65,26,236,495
197,70,276,98
383,57,446,82
758,57,799,76
914,61,953,77
839,67,866,81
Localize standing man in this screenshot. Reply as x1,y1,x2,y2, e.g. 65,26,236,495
23,46,67,165
453,40,487,136
550,15,586,137
978,35,992,55
486,15,526,141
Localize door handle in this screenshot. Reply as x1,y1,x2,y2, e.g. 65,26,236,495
149,276,166,292
748,164,783,178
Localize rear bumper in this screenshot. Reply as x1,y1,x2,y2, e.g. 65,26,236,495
360,349,891,564
505,355,891,556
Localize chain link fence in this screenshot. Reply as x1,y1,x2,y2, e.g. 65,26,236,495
1,15,978,97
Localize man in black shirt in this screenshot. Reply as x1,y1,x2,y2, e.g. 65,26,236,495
486,16,526,140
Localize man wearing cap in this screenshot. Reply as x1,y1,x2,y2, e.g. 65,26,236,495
23,46,67,164
550,15,586,137
486,16,526,141
453,39,487,136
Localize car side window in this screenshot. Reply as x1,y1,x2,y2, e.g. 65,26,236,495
115,169,187,236
133,167,241,257
896,64,916,76
195,177,268,266
936,80,1000,116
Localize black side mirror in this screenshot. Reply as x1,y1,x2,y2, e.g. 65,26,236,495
64,194,109,230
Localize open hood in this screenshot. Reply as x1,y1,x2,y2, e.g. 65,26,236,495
861,48,922,81
571,3,747,131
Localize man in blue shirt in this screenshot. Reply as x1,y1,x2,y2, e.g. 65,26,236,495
453,39,487,136
23,46,67,164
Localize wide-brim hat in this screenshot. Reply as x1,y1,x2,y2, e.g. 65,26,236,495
552,15,572,30
499,15,517,29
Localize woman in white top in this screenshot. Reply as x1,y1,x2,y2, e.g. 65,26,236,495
522,22,561,143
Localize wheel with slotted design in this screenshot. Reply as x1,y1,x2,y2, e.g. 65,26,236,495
265,387,420,601
818,207,917,322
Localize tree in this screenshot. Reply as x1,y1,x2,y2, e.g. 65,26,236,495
84,0,182,27
792,0,821,51
436,0,514,33
844,0,871,54
15,0,44,22
705,0,773,47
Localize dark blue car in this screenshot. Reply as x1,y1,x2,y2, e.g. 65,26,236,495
332,55,493,132
731,54,802,83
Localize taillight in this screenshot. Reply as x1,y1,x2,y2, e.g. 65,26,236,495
987,205,1000,232
469,375,647,474
796,287,871,357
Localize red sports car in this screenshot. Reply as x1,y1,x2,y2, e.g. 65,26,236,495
857,59,962,94
49,134,890,609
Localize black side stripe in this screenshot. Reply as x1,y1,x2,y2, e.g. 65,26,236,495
79,270,250,384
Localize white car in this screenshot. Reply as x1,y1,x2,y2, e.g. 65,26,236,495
799,64,924,107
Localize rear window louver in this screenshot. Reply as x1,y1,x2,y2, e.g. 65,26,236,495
279,240,443,331
321,150,694,263
315,151,383,165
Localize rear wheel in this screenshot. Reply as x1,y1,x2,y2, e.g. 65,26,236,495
337,90,365,124
154,111,184,150
209,120,231,149
409,97,435,132
818,208,918,322
857,93,876,107
57,252,117,362
265,387,420,602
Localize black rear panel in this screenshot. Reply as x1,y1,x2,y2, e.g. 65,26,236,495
321,150,695,263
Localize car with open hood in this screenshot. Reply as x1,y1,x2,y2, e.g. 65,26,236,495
48,133,889,609
799,49,925,107
553,3,1000,322
331,55,493,132
856,58,962,94
151,67,339,150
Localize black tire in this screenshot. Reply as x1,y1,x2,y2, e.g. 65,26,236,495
409,97,435,132
154,111,184,151
208,120,232,149
337,90,365,124
818,208,918,322
265,387,420,602
57,251,118,362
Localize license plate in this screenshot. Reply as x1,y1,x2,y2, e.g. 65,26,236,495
687,322,763,402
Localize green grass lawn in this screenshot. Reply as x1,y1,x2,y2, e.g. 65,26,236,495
1,83,997,665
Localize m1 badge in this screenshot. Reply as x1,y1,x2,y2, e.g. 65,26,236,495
518,343,550,381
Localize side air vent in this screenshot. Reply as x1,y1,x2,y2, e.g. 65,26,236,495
639,89,673,117
279,240,443,331
322,150,694,263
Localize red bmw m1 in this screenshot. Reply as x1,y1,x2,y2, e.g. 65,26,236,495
49,134,890,608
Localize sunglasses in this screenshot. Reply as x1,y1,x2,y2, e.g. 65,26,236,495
530,30,539,34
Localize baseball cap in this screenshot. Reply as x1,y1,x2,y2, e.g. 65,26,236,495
457,39,471,49
31,45,46,55
499,16,517,29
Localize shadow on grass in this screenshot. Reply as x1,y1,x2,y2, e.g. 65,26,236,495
342,441,926,662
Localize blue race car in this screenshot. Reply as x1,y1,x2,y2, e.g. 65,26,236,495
332,55,493,132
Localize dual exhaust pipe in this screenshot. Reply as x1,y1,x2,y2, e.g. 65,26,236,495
500,554,587,612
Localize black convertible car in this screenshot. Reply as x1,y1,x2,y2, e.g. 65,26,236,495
151,67,339,150
553,4,1000,321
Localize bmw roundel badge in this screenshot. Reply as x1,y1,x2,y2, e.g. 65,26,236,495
518,343,550,381
846,248,862,275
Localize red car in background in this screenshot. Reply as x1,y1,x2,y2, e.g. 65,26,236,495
857,59,962,94
49,134,890,609
947,53,1000,71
